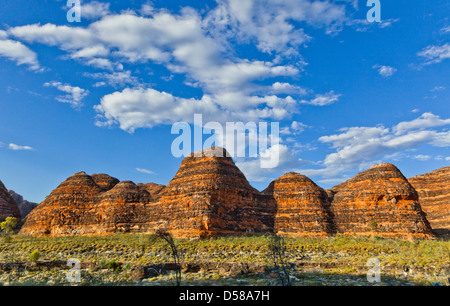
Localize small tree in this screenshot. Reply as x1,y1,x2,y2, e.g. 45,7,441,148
30,250,40,264
149,229,181,286
267,235,292,286
0,217,18,237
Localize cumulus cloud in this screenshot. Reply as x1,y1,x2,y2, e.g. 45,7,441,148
0,31,40,70
301,113,450,179
44,81,89,107
204,0,348,55
9,11,311,127
84,70,139,88
300,91,341,106
236,144,306,182
373,64,397,77
80,1,111,20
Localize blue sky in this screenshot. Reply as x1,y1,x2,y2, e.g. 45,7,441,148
0,0,449,202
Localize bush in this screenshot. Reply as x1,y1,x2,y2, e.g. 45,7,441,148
104,261,122,272
0,217,17,235
30,250,40,263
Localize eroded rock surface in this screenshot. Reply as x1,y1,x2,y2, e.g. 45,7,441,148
8,190,38,218
409,166,450,236
330,163,434,239
20,149,438,240
263,173,335,237
0,180,21,222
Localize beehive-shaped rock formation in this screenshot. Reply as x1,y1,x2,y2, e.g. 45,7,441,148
263,172,335,237
95,181,151,234
153,147,275,238
20,172,105,235
0,180,21,221
330,163,434,239
409,166,450,236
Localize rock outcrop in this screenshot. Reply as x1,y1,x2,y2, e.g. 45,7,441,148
20,172,105,235
8,190,38,218
19,149,438,240
152,147,275,238
0,180,21,222
409,167,450,236
20,147,275,238
330,163,434,239
263,173,335,237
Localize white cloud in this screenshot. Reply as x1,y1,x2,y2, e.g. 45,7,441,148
204,0,347,55
44,81,89,107
280,121,309,135
81,1,110,20
301,113,450,178
373,64,397,77
236,144,305,182
393,112,450,135
85,70,139,88
136,168,156,175
446,157,450,161
430,86,445,92
0,33,40,70
413,154,431,161
300,90,341,106
8,143,34,151
441,26,450,34
418,43,450,65
270,82,309,95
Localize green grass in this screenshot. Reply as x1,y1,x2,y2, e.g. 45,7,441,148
0,233,448,285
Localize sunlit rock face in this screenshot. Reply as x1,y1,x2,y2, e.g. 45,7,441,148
409,166,450,236
20,150,437,240
330,163,434,239
263,172,335,237
154,147,276,238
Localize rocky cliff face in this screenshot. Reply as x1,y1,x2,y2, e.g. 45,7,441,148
263,173,335,237
409,167,450,236
8,190,38,219
0,180,21,222
330,163,434,239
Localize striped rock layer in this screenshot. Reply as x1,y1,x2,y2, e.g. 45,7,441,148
409,166,450,236
263,173,335,237
330,163,434,239
20,148,275,238
19,148,437,240
0,180,21,222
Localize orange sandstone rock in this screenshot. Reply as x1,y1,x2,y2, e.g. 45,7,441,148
330,163,434,239
263,172,335,237
409,166,450,236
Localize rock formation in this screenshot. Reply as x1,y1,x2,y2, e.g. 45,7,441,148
152,147,275,238
8,190,38,218
19,148,438,240
263,172,335,237
0,180,21,222
20,172,106,235
20,147,275,238
409,166,450,236
330,163,434,239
